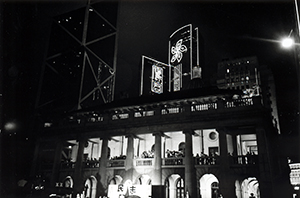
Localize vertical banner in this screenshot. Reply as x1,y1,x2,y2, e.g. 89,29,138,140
151,65,164,94
169,24,192,92
140,56,169,96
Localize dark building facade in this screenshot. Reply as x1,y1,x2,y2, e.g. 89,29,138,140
30,2,292,198
31,84,291,198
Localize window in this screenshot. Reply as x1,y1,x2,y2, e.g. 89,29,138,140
211,182,219,198
165,179,170,198
176,178,185,198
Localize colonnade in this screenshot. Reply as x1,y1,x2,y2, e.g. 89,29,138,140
32,126,275,198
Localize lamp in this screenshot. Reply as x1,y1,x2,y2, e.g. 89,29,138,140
281,29,295,48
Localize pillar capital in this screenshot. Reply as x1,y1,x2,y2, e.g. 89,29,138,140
216,127,228,133
152,132,164,137
99,136,110,142
125,134,135,138
182,130,195,135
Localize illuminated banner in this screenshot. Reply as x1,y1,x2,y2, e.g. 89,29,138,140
173,64,182,91
151,65,164,94
169,24,192,92
108,184,151,198
140,56,169,95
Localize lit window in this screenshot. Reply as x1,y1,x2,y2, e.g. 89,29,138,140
176,178,184,198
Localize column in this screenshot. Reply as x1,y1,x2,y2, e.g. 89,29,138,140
50,140,63,187
72,138,86,198
153,133,162,185
124,134,134,182
183,130,197,198
255,127,274,198
97,138,109,197
217,129,235,198
231,134,238,165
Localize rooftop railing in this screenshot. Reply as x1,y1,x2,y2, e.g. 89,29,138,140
44,96,261,128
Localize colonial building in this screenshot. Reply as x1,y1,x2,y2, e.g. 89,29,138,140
32,83,291,198
30,2,292,198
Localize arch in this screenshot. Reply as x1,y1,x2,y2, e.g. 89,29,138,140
199,174,219,198
165,174,184,198
63,176,74,188
135,175,152,185
240,177,260,198
235,180,242,198
63,176,73,198
165,179,170,198
109,175,123,185
83,176,97,198
175,177,185,198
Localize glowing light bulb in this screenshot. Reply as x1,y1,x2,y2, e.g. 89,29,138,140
281,37,295,48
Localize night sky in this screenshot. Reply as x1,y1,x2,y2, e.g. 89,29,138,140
1,0,299,195
116,0,298,131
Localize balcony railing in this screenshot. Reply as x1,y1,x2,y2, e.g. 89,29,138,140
162,158,185,166
229,155,258,166
135,159,153,166
57,155,258,171
107,159,125,167
45,96,261,128
194,156,219,165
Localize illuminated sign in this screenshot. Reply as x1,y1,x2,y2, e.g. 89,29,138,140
140,25,201,94
169,24,194,92
151,65,163,94
108,184,151,198
171,39,187,63
173,64,182,92
140,56,169,96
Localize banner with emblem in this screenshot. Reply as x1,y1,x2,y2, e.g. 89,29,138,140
169,24,192,92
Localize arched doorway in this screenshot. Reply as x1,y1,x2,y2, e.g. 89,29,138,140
211,182,219,198
199,174,219,198
64,176,74,188
82,176,97,198
176,178,185,198
240,177,260,198
165,174,184,198
63,176,73,198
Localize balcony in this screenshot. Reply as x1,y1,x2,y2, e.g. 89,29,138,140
43,96,263,134
49,154,259,175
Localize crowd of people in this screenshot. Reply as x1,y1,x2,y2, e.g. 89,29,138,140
166,149,185,158
60,150,258,168
195,152,219,165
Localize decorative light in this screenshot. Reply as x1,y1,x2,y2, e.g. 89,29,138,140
171,39,187,63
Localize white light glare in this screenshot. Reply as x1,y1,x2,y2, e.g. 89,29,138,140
4,122,16,131
281,37,295,48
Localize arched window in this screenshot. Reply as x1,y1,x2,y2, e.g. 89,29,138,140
165,179,170,198
211,182,219,198
176,178,185,198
